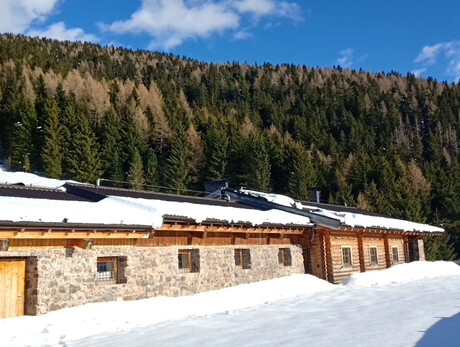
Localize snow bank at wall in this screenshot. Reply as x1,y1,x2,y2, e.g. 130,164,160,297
0,274,335,345
342,261,460,286
2,261,459,347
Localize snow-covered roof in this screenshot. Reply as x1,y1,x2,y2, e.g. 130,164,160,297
0,169,444,233
0,170,312,229
239,189,444,233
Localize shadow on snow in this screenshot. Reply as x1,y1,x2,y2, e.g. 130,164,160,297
415,311,460,347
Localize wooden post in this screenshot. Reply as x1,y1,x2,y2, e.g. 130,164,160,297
322,229,332,283
403,236,409,263
357,232,365,272
383,234,391,268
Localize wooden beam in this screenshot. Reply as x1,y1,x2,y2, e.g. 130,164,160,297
383,234,391,268
70,239,93,249
155,222,307,235
0,231,149,239
357,232,365,273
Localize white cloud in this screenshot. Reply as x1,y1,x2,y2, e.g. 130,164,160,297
0,0,59,33
231,0,300,19
411,68,427,77
103,0,302,50
233,29,253,40
27,22,98,42
336,48,354,68
414,40,460,81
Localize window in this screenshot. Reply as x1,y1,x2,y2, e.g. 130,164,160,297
278,248,292,266
392,246,399,264
369,246,378,265
178,249,200,273
342,247,352,267
97,257,127,284
234,249,251,269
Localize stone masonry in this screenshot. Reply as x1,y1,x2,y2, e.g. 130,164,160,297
1,244,304,315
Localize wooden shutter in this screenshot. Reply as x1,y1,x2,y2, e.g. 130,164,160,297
242,249,251,269
117,257,128,284
284,248,292,266
190,249,200,273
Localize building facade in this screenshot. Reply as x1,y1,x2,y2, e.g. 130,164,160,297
0,183,439,318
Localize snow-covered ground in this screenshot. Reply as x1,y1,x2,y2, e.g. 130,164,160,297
1,261,460,347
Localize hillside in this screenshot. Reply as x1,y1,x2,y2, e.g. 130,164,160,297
0,34,459,257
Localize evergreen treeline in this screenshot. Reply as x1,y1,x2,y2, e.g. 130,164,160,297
0,34,459,259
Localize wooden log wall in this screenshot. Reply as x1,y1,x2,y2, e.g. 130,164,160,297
362,235,387,271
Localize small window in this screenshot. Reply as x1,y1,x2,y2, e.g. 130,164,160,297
342,247,352,267
178,249,200,273
235,249,251,269
278,248,292,266
392,246,399,264
369,246,378,265
97,257,127,284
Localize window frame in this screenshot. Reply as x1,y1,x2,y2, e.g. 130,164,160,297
391,246,399,264
341,246,352,268
278,248,292,266
369,246,378,266
178,249,192,273
178,249,200,273
96,257,117,283
234,249,251,269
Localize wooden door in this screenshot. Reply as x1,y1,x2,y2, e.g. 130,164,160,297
0,259,26,318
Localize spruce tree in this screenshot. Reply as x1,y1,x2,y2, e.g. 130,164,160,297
41,97,63,178
244,133,271,192
204,120,228,181
285,142,316,200
128,149,145,189
66,112,102,183
10,95,37,171
144,148,158,190
164,125,191,194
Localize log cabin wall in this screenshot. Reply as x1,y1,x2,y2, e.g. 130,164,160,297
328,231,361,284
387,236,405,265
309,231,325,280
362,235,387,272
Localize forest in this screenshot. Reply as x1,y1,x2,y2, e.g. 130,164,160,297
0,34,459,259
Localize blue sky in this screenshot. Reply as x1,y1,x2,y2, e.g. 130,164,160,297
1,0,460,82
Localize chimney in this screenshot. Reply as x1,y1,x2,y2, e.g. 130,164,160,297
308,187,320,203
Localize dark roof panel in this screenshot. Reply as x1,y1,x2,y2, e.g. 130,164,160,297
300,200,388,218
63,183,256,209
0,185,92,202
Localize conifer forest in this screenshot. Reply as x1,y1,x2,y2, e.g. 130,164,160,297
0,34,459,259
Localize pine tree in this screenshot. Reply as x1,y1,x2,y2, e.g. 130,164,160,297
128,149,145,189
0,69,20,158
164,125,191,194
10,95,37,171
99,107,122,176
285,142,316,200
244,133,271,192
66,112,102,183
204,120,228,181
41,98,63,178
144,148,158,190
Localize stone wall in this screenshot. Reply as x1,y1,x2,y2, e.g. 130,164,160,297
0,244,304,315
